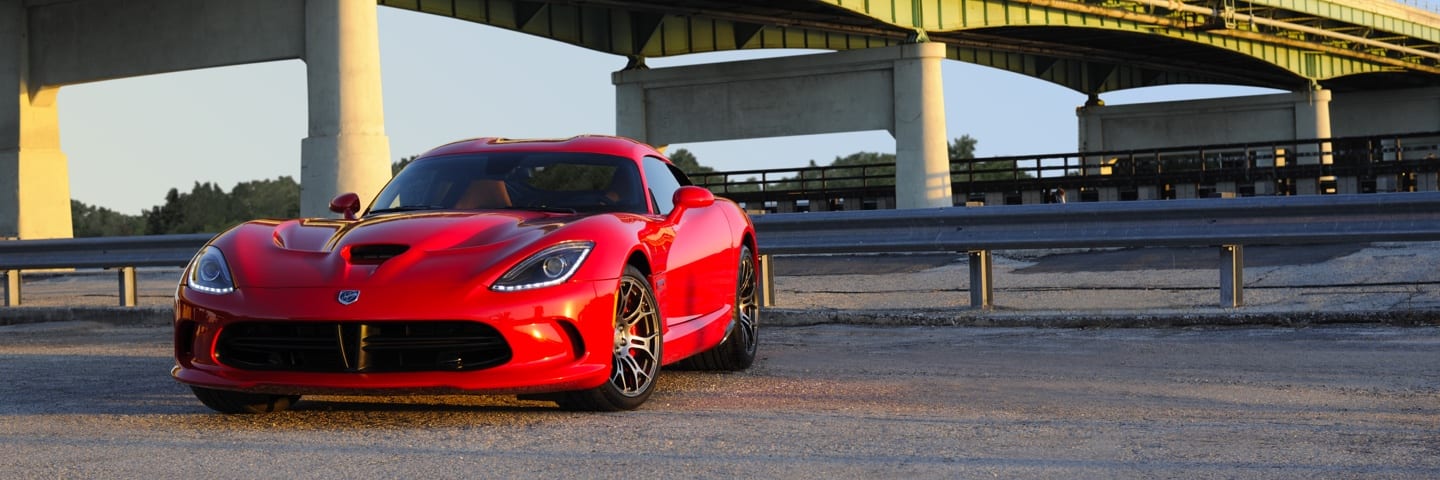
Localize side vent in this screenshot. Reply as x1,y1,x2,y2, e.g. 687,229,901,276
347,244,409,264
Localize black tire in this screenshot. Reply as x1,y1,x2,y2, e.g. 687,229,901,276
190,386,300,414
676,244,759,371
558,265,663,411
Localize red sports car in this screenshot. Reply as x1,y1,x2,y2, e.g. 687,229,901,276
172,135,759,413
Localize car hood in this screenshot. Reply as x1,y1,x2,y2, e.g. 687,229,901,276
218,211,574,289
272,211,561,253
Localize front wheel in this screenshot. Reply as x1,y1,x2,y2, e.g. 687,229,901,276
558,265,663,411
190,386,300,414
677,244,759,371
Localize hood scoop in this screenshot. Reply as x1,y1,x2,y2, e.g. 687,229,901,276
346,244,410,265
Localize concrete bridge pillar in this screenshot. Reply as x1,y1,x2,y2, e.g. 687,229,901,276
1,1,71,240
1293,88,1332,195
300,0,392,217
890,43,951,209
614,43,952,209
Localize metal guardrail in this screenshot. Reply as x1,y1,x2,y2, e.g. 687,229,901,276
1,233,211,307
5,193,1440,309
752,192,1440,308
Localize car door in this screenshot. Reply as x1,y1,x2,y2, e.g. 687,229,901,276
639,156,734,327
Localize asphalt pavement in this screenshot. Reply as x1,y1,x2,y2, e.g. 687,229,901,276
2,241,1438,327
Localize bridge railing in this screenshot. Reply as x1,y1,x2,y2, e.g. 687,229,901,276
5,193,1440,310
693,131,1440,211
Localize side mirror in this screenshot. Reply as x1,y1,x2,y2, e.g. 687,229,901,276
668,186,714,220
329,192,361,220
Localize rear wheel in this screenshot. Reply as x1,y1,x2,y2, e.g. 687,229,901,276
190,386,300,414
677,244,759,371
558,265,663,411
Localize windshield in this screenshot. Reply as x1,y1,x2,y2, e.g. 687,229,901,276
370,152,648,215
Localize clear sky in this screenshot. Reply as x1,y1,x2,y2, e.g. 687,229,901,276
57,7,1277,215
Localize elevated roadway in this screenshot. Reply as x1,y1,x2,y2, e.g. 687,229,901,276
379,0,1440,93
7,0,1440,240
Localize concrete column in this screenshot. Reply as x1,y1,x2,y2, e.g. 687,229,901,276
892,43,951,209
615,79,646,143
1294,89,1333,162
1292,89,1331,195
301,0,391,217
1,1,72,240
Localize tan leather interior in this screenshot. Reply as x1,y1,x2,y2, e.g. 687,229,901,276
454,179,512,209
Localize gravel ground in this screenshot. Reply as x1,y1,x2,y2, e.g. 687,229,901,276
1,321,1437,478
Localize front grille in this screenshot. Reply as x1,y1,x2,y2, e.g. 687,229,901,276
216,321,512,373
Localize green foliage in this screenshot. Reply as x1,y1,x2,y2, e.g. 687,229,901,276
70,200,145,238
142,176,301,235
767,152,897,191
949,135,1032,182
675,135,1010,196
393,155,416,175
525,163,616,192
668,149,713,176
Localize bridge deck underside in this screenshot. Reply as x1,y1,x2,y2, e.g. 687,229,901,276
378,0,1440,93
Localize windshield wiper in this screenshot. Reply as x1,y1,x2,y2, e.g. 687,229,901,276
368,205,446,214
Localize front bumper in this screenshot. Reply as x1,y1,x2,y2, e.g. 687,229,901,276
172,279,619,396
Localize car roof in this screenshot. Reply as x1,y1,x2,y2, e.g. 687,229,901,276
420,135,669,162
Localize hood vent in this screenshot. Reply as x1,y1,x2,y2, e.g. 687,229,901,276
347,244,410,264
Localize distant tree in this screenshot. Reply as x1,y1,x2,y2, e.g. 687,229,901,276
950,135,977,161
142,177,300,234
231,176,301,219
661,148,763,195
70,200,144,237
668,149,713,176
949,135,1030,182
393,155,417,175
144,188,185,235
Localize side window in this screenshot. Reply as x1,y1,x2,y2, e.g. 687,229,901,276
642,156,684,215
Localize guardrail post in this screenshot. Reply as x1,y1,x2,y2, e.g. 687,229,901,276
968,250,993,309
760,254,775,308
1220,245,1244,307
117,266,138,307
3,270,19,306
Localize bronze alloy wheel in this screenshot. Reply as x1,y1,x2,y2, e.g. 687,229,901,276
610,273,662,397
559,265,662,411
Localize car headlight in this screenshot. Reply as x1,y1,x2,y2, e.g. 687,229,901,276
492,241,593,292
187,246,236,294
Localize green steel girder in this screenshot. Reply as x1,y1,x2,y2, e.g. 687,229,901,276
377,0,1440,93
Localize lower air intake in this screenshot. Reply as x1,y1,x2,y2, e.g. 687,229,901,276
216,321,512,373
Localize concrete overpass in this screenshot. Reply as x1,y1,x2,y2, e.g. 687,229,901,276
6,0,1440,239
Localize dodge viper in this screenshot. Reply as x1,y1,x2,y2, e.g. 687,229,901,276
172,135,759,413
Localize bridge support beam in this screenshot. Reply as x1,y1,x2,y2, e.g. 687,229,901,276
890,44,951,209
1,1,72,240
615,43,952,209
300,0,392,217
